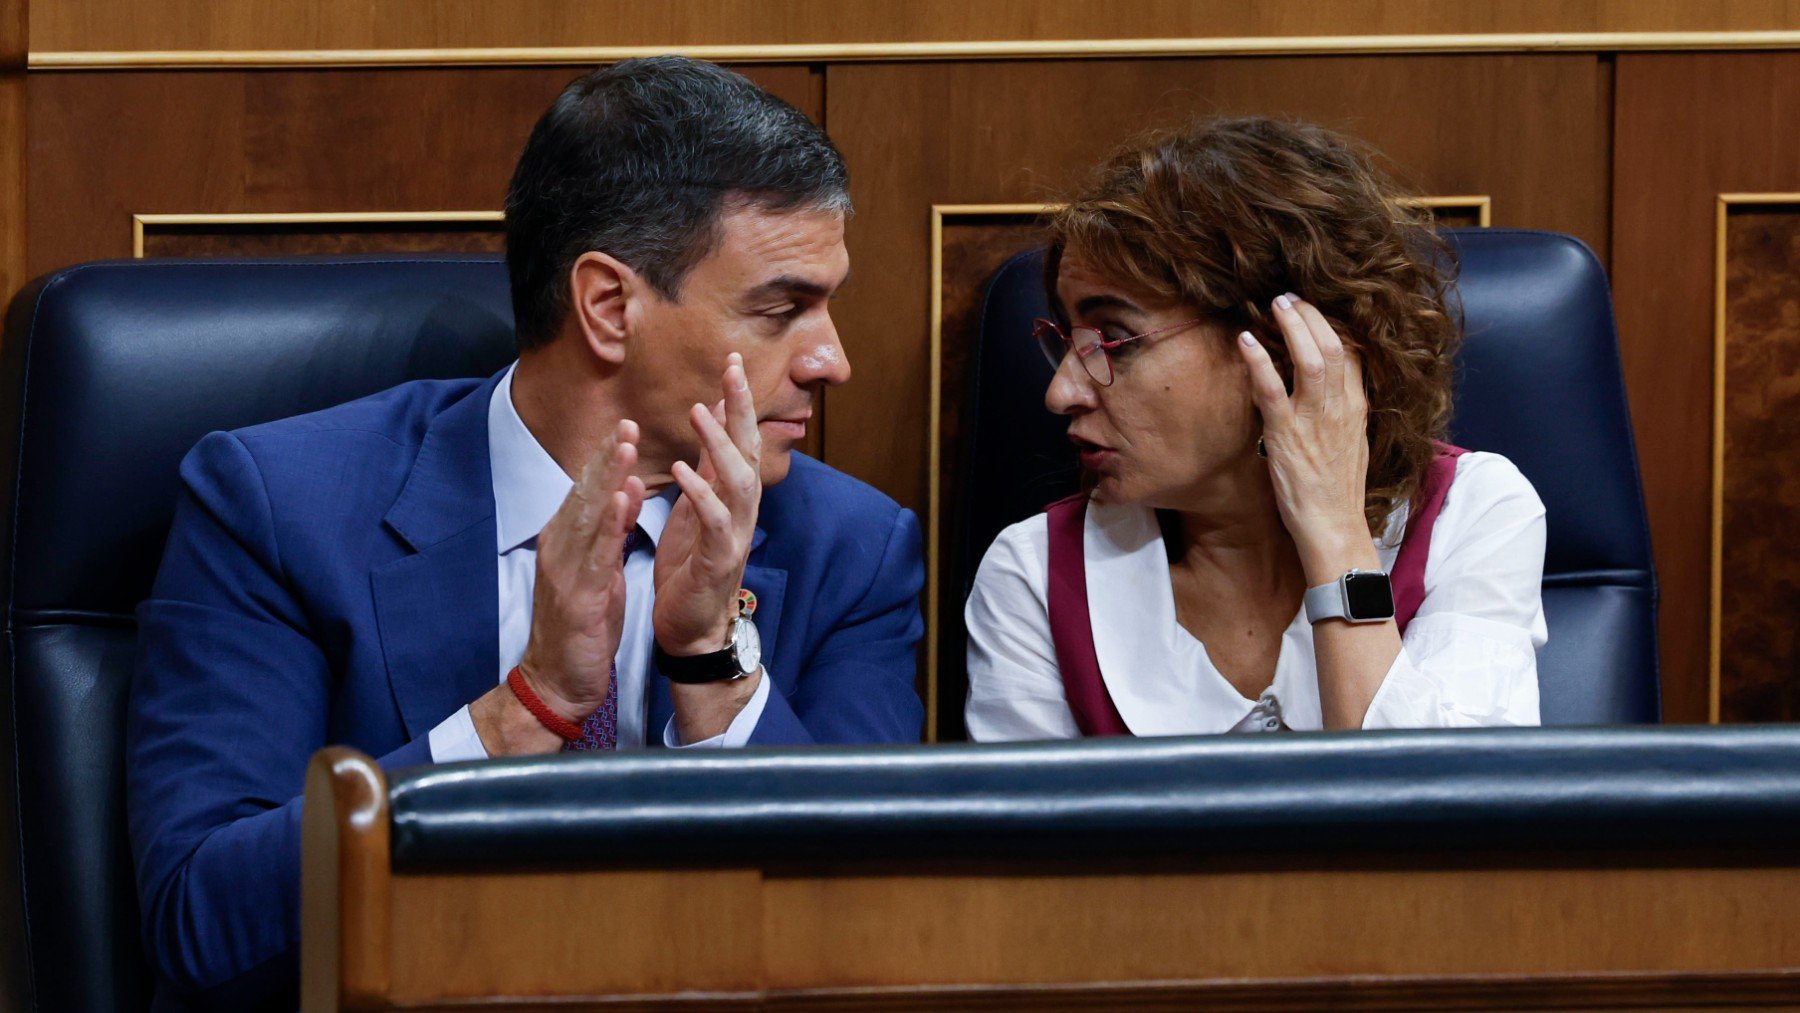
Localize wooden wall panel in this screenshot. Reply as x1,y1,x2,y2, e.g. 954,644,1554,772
24,65,820,276
27,0,1800,56
0,7,30,1013
138,220,505,258
1719,203,1800,723
1612,52,1800,724
0,0,24,303
762,861,1800,990
386,869,765,1002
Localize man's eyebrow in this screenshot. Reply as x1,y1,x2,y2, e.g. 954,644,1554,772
744,274,839,303
1074,293,1144,316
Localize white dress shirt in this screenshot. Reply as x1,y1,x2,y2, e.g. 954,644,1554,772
965,451,1547,741
427,364,770,762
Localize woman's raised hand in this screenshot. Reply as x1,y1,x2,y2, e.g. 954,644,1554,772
1235,293,1374,584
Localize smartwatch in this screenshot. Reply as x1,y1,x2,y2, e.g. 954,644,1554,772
654,614,762,684
1303,569,1396,625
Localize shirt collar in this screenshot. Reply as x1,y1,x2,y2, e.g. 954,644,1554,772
488,362,674,555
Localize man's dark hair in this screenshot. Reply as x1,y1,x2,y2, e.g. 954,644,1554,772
503,56,851,350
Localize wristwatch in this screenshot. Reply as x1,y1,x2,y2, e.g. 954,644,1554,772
1303,569,1396,625
654,614,762,684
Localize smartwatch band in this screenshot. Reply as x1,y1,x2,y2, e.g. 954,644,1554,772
1303,569,1395,625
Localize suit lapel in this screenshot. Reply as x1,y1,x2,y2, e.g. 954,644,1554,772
371,374,504,740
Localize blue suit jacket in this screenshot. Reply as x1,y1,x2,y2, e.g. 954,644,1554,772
126,371,925,1009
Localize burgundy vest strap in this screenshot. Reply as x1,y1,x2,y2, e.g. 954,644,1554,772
1391,443,1467,630
1045,443,1467,737
1045,493,1131,736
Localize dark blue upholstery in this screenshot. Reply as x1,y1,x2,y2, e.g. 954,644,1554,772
963,230,1659,727
389,726,1800,868
0,256,516,1012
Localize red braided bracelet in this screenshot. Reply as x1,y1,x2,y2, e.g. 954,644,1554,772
506,666,584,742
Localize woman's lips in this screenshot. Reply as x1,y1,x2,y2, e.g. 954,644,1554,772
1070,436,1113,470
1077,447,1114,470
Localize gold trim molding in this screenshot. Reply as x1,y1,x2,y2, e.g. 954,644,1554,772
33,31,1800,71
1708,192,1800,724
1408,195,1493,227
132,210,504,257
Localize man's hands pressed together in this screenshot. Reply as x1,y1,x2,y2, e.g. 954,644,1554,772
655,352,766,744
472,354,767,754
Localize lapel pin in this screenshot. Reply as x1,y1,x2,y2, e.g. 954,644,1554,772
735,587,758,618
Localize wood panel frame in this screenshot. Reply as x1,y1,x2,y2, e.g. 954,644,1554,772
131,210,504,257
1708,192,1800,723
27,32,1800,71
1612,52,1800,723
1411,194,1493,227
23,64,822,278
28,0,1800,64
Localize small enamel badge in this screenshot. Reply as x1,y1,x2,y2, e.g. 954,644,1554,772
735,587,758,618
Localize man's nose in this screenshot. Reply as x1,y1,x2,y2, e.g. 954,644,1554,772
1045,349,1096,416
794,315,852,387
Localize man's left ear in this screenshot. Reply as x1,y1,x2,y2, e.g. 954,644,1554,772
568,250,639,367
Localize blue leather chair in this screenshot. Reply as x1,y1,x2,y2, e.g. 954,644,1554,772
0,256,517,1011
962,229,1660,727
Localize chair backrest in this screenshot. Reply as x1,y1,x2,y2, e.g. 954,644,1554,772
0,256,517,1012
963,229,1660,726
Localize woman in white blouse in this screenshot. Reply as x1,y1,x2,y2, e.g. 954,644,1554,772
965,116,1546,741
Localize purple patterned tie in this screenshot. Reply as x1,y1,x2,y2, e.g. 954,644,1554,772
564,527,642,752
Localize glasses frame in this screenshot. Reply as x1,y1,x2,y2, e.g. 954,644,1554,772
1032,316,1207,386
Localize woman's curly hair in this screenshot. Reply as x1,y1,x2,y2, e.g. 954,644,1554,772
1047,115,1459,537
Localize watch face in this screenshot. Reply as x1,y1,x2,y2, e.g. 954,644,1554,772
1343,571,1395,621
729,616,762,674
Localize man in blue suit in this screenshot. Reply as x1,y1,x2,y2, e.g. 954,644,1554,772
127,57,924,1010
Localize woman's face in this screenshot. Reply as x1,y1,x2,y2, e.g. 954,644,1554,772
1047,249,1260,508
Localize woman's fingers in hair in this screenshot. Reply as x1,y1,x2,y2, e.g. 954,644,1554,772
1236,331,1293,426
1340,338,1367,411
1272,293,1328,407
1287,295,1352,401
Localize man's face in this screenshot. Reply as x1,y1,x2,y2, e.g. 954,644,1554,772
623,203,852,487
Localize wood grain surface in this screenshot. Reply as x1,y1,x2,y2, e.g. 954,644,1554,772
1612,51,1800,723
328,851,1800,1009
139,220,506,258
27,0,1800,55
24,65,820,276
1718,205,1800,722
0,0,24,307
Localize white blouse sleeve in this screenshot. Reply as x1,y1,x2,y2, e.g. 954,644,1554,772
1363,452,1548,729
964,518,1082,742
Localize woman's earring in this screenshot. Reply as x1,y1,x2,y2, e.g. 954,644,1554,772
1256,437,1268,459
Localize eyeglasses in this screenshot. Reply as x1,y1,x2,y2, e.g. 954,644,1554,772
1032,316,1206,386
